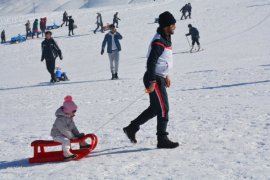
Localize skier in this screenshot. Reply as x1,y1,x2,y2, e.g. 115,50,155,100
68,16,75,36
113,12,121,28
185,24,200,52
1,30,6,44
123,11,179,149
40,18,46,37
180,4,188,20
186,3,192,19
41,31,63,83
25,20,32,38
32,19,39,38
94,13,104,34
61,11,68,27
101,24,123,80
51,96,91,161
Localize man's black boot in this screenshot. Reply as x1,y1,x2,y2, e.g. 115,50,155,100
157,136,179,149
123,125,139,143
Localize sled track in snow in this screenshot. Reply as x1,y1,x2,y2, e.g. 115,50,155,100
205,12,270,45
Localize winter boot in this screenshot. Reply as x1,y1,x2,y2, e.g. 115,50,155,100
190,45,194,53
157,136,179,149
197,45,201,51
115,73,119,79
111,74,115,80
64,154,78,161
50,79,56,83
123,125,139,143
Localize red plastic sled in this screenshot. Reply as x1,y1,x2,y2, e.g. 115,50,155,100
29,134,98,163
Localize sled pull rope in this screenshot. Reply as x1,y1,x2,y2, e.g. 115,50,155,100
94,93,145,133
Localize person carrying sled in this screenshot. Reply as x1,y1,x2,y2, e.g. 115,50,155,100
180,4,188,20
185,24,200,52
94,13,104,34
41,31,63,83
32,19,39,38
40,18,46,37
51,96,90,161
68,16,75,36
113,12,121,28
101,24,123,80
1,30,6,44
186,3,192,19
123,11,179,149
61,11,68,27
25,20,32,38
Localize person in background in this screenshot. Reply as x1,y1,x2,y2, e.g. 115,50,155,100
68,16,75,36
41,31,63,83
101,24,123,80
113,12,121,28
1,30,6,44
186,24,200,52
61,11,68,27
32,19,39,38
186,3,192,19
25,20,32,38
40,18,46,37
94,13,104,34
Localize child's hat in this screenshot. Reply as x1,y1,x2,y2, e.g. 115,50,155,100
63,96,77,114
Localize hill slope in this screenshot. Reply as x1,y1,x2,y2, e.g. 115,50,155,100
0,0,270,179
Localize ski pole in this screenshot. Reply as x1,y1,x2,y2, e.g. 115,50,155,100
186,36,191,47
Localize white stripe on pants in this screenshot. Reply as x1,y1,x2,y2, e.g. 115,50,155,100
108,51,119,74
53,136,73,157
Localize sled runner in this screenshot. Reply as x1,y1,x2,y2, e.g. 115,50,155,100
29,134,98,163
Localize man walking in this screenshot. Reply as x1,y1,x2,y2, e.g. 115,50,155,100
101,24,123,80
113,12,121,28
61,11,68,27
68,16,75,36
123,11,179,149
186,24,200,52
41,31,63,83
40,18,46,37
1,30,6,44
180,4,188,20
186,3,192,19
25,20,32,38
94,13,104,34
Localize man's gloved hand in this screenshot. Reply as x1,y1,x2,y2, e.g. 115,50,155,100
77,133,85,138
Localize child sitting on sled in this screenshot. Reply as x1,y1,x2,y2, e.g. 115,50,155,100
55,67,69,81
51,96,90,161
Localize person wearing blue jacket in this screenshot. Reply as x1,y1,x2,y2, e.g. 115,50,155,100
101,24,123,80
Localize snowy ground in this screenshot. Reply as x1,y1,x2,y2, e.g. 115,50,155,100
1,0,270,179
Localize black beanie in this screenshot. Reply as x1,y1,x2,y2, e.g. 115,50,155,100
158,11,176,28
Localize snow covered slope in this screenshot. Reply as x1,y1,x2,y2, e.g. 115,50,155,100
1,0,270,179
0,0,155,16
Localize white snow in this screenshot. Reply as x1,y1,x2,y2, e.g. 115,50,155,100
1,0,270,179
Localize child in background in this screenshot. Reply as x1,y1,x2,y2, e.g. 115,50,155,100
50,96,90,161
55,67,69,81
1,30,6,44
